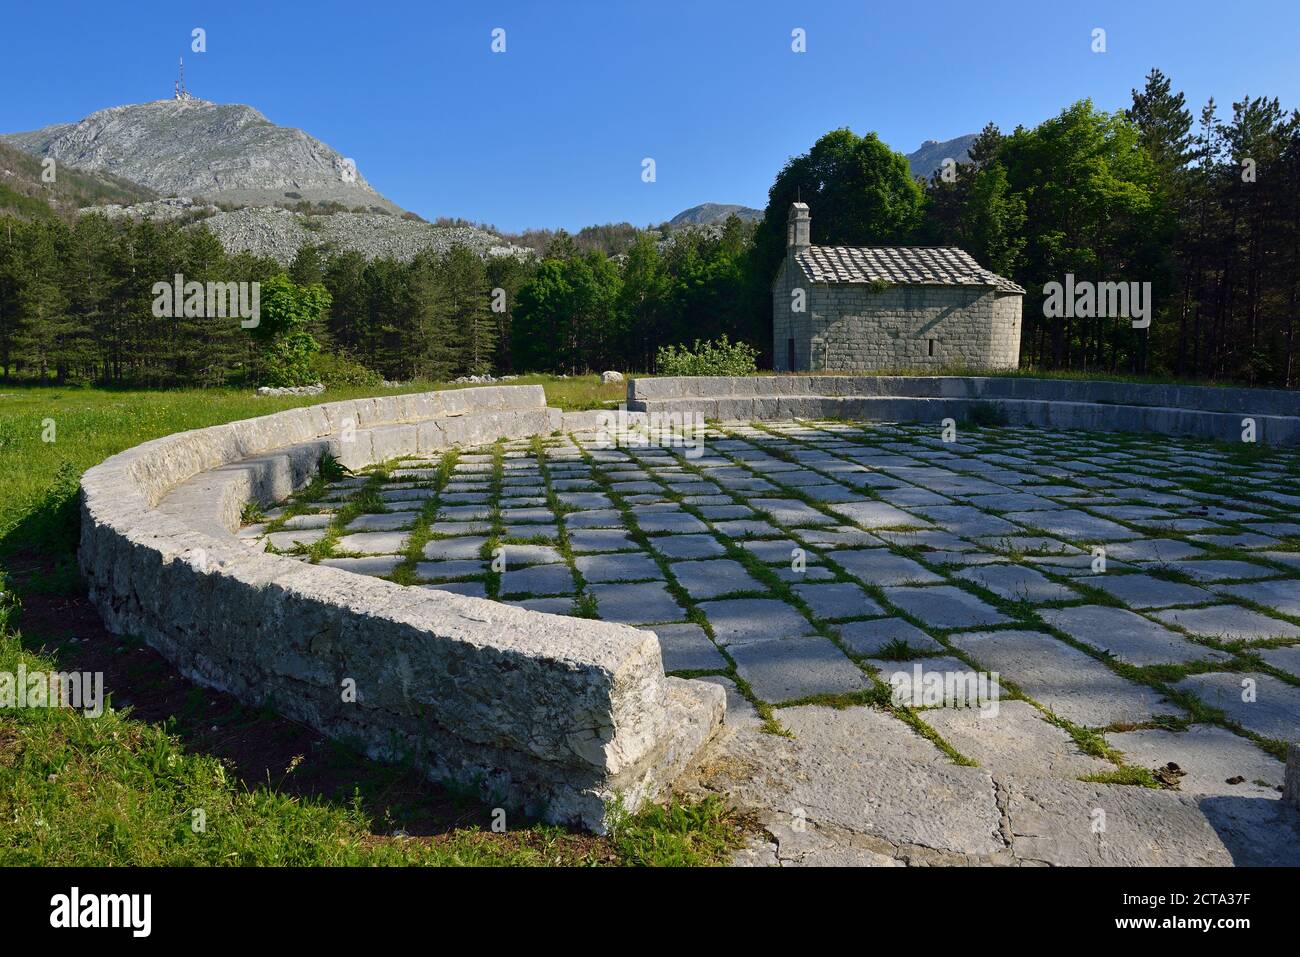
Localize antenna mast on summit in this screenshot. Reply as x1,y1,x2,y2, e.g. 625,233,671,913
174,57,188,100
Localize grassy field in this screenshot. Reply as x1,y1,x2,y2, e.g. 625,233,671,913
0,374,750,866
0,374,625,546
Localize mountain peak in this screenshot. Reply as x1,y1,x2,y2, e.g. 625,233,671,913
904,133,979,179
668,203,762,227
1,98,401,212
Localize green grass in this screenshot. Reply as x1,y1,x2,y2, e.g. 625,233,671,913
0,374,748,867
0,375,622,550
0,611,745,865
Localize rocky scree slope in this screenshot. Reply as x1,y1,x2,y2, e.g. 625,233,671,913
197,206,531,265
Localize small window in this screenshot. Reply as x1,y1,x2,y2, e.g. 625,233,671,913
927,338,936,358
787,338,796,371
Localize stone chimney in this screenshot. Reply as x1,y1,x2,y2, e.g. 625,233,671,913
787,202,811,252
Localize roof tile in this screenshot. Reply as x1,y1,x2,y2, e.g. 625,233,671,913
795,245,1025,294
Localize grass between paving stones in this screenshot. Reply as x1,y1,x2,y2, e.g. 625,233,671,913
719,420,1300,776
993,449,1300,754
389,450,459,588
277,463,397,562
478,444,506,599
648,428,971,761
569,435,790,736
529,436,593,614
1079,766,1166,788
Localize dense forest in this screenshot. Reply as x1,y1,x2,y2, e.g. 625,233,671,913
1,69,1297,388
921,71,1300,385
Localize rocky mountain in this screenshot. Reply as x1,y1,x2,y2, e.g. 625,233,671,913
1,97,538,264
668,203,762,227
1,98,400,212
904,134,978,180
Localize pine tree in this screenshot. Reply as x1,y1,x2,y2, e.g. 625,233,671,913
1128,69,1194,174
404,249,459,380
441,246,493,377
10,220,73,380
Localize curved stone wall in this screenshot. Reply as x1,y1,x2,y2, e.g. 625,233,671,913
628,375,1300,446
78,386,723,832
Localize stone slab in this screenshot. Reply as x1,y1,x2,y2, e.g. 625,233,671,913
422,536,488,561
1040,605,1228,666
1214,579,1300,617
345,511,420,532
827,500,922,529
954,563,1078,604
922,700,1113,779
1004,778,1234,866
499,563,576,597
335,530,411,555
651,623,727,673
1075,573,1216,609
590,582,686,625
696,598,816,646
731,637,872,702
1151,604,1300,642
1174,672,1300,742
791,581,882,620
1104,726,1283,798
647,533,727,559
834,618,944,657
831,548,944,586
573,552,663,583
881,586,1010,629
949,630,1185,727
413,560,485,581
673,559,766,600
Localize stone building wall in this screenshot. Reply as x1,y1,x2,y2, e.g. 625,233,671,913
772,256,811,371
772,268,1023,372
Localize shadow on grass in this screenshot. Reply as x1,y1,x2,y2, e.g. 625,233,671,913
4,549,561,845
0,461,82,562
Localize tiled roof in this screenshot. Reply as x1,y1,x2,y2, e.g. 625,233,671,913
794,245,1025,294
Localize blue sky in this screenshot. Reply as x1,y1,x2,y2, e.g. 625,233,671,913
3,1,1297,232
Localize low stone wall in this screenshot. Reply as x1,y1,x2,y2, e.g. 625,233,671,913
627,375,1300,446
79,386,723,832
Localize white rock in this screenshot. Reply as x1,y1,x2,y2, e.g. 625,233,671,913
256,383,325,397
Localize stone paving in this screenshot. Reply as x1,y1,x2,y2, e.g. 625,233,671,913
240,419,1300,865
